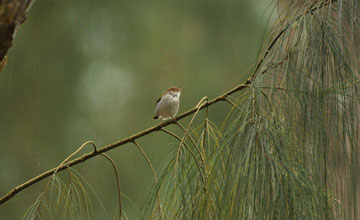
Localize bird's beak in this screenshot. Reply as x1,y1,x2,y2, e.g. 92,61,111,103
180,87,185,91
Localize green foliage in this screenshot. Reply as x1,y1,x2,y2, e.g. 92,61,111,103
22,169,108,220
142,0,360,219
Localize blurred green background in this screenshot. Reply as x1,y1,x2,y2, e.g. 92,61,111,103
0,0,276,218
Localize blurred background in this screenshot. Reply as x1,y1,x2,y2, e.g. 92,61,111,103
0,0,278,218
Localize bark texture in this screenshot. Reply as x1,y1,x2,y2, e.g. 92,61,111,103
0,0,33,71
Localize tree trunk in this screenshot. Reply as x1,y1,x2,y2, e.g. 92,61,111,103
0,0,33,71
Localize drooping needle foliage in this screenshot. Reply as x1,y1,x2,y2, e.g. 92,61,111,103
142,0,360,219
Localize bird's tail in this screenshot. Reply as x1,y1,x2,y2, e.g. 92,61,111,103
153,115,159,120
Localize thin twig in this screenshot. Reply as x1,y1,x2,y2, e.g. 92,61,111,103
132,141,163,219
223,97,242,112
132,141,158,183
53,141,97,176
174,121,204,165
174,122,198,150
160,128,205,183
174,97,209,176
100,153,122,220
201,97,209,175
201,98,212,219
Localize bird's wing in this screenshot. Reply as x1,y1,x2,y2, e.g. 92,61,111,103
155,89,169,106
155,96,161,106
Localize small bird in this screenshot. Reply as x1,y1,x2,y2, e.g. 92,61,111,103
153,87,183,120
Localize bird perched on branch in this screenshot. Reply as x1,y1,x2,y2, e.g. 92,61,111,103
153,87,183,120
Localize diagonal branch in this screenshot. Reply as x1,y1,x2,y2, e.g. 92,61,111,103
0,0,337,205
0,83,246,205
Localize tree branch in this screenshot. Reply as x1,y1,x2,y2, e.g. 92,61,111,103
0,83,246,205
0,0,338,205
